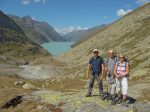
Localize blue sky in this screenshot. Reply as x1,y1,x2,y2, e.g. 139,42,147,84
0,0,149,33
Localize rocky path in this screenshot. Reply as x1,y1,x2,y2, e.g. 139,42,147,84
23,88,150,112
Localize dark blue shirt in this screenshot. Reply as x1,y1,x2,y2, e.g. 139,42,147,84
89,56,104,74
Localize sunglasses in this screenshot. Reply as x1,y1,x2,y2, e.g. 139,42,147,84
109,53,114,54
119,57,125,58
94,52,98,54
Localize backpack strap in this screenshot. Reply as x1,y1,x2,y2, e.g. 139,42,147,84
90,56,101,61
97,56,102,61
90,56,94,63
106,56,117,66
114,56,118,63
106,57,109,66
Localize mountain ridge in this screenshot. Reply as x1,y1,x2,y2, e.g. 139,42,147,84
0,10,50,61
62,24,105,42
8,14,64,45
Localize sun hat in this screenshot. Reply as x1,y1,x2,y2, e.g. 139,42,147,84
119,54,125,58
93,49,99,53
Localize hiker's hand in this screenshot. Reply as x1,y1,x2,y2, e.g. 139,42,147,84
116,74,120,79
86,75,89,80
107,71,110,76
122,72,127,77
107,71,109,75
100,76,104,80
120,74,126,78
113,74,115,78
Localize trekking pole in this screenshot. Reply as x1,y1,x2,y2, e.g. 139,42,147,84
105,74,108,93
104,73,109,101
105,75,110,103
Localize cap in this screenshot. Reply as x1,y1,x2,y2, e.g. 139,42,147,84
93,49,99,53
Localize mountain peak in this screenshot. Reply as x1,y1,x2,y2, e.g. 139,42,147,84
0,10,49,60
8,14,64,44
22,15,33,21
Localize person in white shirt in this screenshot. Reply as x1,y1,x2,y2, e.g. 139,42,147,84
114,54,129,106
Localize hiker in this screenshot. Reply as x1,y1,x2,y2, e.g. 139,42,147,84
114,54,129,106
104,49,117,105
85,49,105,100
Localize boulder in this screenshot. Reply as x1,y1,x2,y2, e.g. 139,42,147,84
14,81,25,85
23,83,36,90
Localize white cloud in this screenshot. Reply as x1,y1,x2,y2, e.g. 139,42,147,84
22,0,31,5
136,0,150,5
55,26,88,35
34,0,46,3
21,0,46,5
34,0,41,2
117,9,132,17
31,16,36,20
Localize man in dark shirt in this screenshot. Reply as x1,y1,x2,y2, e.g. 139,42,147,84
85,49,105,100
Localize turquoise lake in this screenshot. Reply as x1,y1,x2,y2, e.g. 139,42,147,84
41,42,75,56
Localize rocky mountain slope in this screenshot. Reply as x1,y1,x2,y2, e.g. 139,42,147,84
8,15,64,44
0,10,50,62
60,3,150,79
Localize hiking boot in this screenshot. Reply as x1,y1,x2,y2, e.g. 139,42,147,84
100,94,105,101
116,94,122,104
85,93,91,97
111,96,116,105
106,95,112,101
111,95,116,105
116,97,122,104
